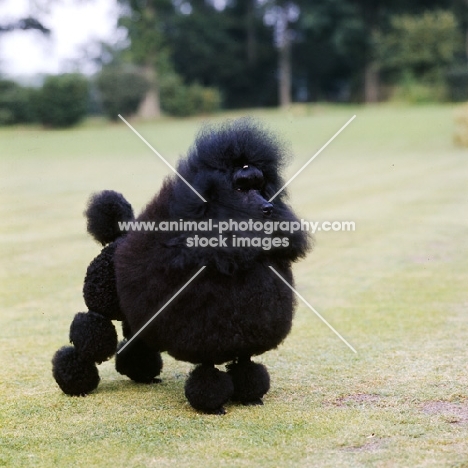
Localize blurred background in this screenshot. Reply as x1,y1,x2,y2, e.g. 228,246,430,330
1,0,468,125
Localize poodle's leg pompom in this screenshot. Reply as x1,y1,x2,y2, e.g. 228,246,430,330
83,242,123,320
115,339,163,384
184,364,234,415
52,346,100,396
227,358,270,405
85,190,134,245
69,312,118,364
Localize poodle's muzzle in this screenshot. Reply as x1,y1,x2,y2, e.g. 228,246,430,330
261,200,273,217
249,190,273,218
234,165,273,217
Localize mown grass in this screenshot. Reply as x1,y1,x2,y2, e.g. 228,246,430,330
1,104,468,467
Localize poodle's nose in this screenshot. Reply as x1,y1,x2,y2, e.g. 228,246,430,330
262,202,273,216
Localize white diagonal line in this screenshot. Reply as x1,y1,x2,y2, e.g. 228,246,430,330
269,266,357,353
118,114,207,203
117,266,206,354
269,114,356,202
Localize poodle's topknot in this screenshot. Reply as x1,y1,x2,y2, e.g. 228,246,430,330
187,118,290,173
85,190,134,245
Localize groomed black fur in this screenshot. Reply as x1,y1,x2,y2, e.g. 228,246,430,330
115,339,163,383
185,365,234,414
85,190,134,245
115,119,310,364
83,242,124,320
69,312,117,363
52,118,311,412
52,346,100,396
227,359,270,405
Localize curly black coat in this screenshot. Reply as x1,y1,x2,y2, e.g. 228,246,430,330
52,118,311,413
114,119,310,364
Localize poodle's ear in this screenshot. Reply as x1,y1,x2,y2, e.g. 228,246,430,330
169,169,216,219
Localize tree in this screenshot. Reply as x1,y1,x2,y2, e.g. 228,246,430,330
0,17,50,34
378,10,461,80
96,66,149,120
168,0,277,108
295,0,366,102
0,79,36,125
346,0,459,101
35,74,89,128
117,0,175,118
263,1,301,107
451,0,468,59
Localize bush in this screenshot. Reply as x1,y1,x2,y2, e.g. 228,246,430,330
390,72,446,104
35,74,89,128
0,80,36,125
446,66,468,102
378,10,461,82
96,68,149,120
160,74,221,117
189,83,222,114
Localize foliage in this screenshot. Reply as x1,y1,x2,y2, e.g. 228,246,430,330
3,0,468,116
389,71,446,103
112,0,468,106
35,74,89,128
167,0,277,108
0,80,36,125
296,0,367,101
117,0,174,67
159,73,221,117
446,65,468,102
96,67,149,120
378,10,461,81
0,16,50,34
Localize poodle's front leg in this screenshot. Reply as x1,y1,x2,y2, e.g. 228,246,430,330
184,364,234,414
227,357,270,406
115,320,163,384
52,311,118,396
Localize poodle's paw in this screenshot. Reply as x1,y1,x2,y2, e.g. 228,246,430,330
69,312,117,363
227,359,270,405
52,346,100,396
115,339,163,384
184,365,234,414
210,406,227,415
242,398,264,406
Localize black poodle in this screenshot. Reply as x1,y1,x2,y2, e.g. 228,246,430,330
52,118,311,414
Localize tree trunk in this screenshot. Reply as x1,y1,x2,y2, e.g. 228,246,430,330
364,61,379,103
465,28,468,61
246,0,256,66
138,64,161,119
278,28,292,108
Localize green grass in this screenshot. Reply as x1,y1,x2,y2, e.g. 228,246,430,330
1,104,468,467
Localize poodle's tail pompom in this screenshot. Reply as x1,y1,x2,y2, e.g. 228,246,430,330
85,190,134,245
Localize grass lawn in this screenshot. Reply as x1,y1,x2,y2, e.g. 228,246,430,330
1,104,467,467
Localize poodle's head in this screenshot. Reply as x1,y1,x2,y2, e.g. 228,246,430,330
170,118,291,220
